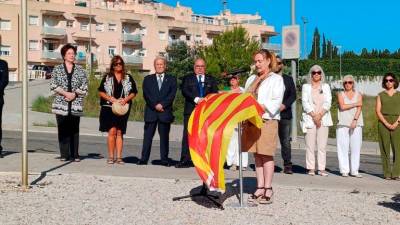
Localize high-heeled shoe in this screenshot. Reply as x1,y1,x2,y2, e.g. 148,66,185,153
248,187,264,203
259,187,273,204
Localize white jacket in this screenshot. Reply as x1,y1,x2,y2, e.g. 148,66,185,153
300,83,333,132
245,73,285,120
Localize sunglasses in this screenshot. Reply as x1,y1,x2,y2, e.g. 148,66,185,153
312,71,322,75
385,79,394,83
344,81,353,85
113,62,123,66
277,62,283,65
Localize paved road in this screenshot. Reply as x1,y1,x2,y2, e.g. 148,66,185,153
2,130,384,177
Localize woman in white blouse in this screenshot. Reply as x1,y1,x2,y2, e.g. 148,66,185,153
244,49,285,204
336,75,363,178
301,65,333,176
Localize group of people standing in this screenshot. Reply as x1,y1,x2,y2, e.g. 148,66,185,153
48,43,399,205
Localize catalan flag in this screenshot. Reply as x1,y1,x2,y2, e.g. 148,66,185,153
188,92,264,192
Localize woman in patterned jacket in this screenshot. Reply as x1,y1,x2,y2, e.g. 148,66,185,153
50,44,88,162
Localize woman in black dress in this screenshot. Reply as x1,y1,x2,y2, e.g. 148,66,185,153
98,55,137,164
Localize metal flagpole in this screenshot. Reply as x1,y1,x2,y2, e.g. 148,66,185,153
237,122,243,207
21,0,29,189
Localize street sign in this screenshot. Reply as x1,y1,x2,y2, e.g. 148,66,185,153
282,25,300,59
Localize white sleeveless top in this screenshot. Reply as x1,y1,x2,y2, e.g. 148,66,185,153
337,91,364,127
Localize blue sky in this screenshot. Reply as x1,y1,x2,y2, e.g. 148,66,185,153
158,0,399,54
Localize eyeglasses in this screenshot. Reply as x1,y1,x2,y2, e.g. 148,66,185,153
385,79,394,83
312,71,322,75
343,81,353,85
113,62,123,66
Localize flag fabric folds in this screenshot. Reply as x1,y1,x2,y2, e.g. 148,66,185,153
188,92,265,192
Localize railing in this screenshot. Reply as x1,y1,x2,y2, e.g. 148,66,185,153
28,70,46,80
42,26,67,36
42,50,62,59
261,43,281,52
121,33,142,43
168,39,186,45
122,55,143,64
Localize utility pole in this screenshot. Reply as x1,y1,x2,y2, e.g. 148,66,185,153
301,17,308,59
291,0,297,142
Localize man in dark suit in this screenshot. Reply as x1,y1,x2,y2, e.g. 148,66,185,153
0,59,9,158
138,56,177,166
276,56,296,174
175,58,219,168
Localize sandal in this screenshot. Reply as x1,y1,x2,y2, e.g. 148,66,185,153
116,158,125,164
259,187,274,204
248,187,264,203
107,158,114,164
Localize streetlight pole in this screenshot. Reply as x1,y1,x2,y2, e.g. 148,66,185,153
337,45,342,77
301,17,308,59
291,0,297,142
21,0,29,189
89,0,92,76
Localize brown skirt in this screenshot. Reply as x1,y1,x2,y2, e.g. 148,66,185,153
241,120,278,156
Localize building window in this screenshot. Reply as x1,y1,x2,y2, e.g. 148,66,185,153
108,46,116,56
195,35,202,41
0,20,11,30
108,23,116,32
186,35,191,41
96,23,104,32
0,45,11,56
66,20,74,28
29,40,39,51
159,31,166,41
80,21,89,31
29,16,39,26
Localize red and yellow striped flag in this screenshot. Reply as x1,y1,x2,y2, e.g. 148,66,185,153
188,92,264,192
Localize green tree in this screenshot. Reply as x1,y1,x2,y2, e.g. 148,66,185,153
322,34,327,59
308,27,321,60
198,26,260,76
165,41,196,79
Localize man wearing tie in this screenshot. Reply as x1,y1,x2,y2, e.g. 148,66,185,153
138,57,177,166
0,59,9,158
175,58,219,168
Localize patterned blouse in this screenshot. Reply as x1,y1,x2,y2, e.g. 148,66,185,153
49,63,88,116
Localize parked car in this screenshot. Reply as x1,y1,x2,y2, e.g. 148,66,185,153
32,65,53,79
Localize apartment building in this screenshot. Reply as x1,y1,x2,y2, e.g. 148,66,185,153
0,0,278,81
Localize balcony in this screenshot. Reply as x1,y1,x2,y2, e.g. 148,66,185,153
122,55,143,65
168,39,186,46
41,26,67,39
261,43,281,53
41,50,62,63
121,33,142,45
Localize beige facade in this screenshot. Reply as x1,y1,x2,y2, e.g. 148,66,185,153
0,0,278,81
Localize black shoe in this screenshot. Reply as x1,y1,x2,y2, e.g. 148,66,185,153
160,160,171,167
137,160,148,165
283,164,293,174
175,160,192,168
0,152,3,158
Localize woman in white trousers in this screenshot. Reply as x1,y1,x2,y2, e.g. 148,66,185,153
336,75,363,177
225,75,248,170
301,65,333,176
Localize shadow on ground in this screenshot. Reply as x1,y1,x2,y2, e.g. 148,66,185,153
378,193,400,212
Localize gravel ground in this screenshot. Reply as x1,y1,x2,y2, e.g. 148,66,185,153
0,173,399,225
